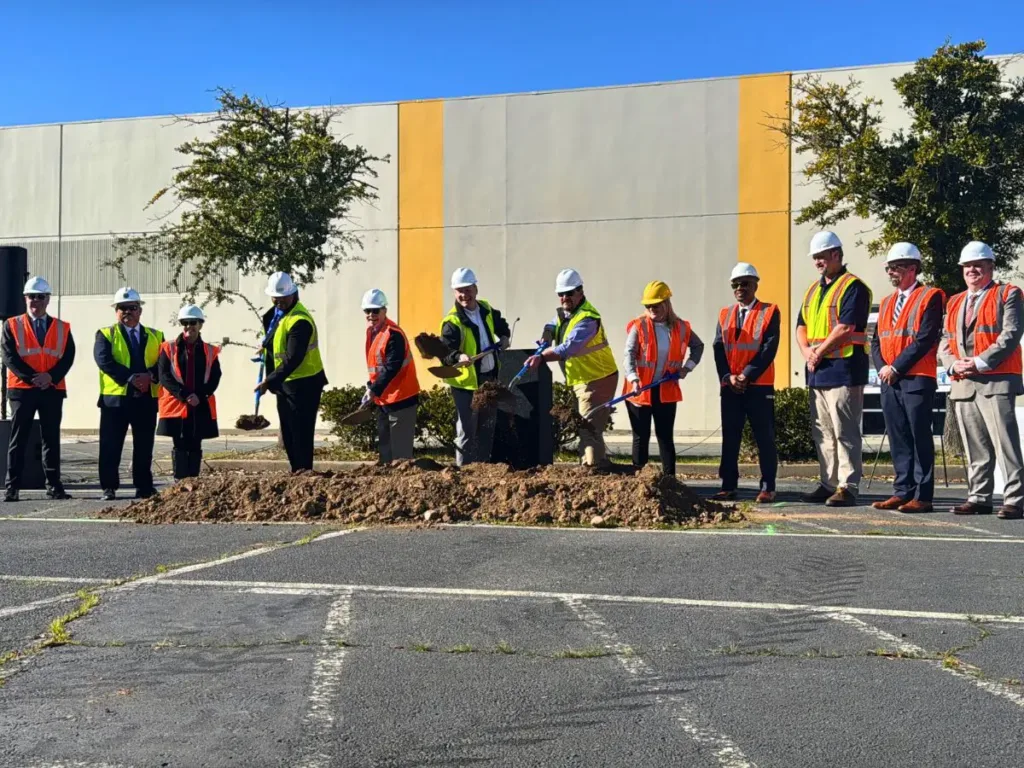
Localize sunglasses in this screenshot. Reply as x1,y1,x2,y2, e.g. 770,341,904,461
180,320,200,327
25,294,48,300
557,289,578,298
364,308,382,316
731,281,755,290
117,304,141,312
885,263,914,272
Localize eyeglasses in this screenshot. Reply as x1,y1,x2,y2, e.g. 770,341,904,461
645,301,666,311
557,289,578,298
117,304,140,312
885,263,913,272
25,294,48,301
180,320,199,327
363,308,382,316
731,281,755,290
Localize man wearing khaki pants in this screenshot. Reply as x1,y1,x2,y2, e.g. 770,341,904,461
797,231,873,507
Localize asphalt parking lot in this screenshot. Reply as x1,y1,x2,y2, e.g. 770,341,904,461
2,468,1023,767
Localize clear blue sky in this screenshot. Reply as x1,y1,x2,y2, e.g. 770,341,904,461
3,0,1022,126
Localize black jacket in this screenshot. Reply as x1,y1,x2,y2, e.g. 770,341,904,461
93,323,161,408
870,285,943,393
0,315,76,400
440,302,512,373
261,303,328,394
156,335,222,439
713,304,781,390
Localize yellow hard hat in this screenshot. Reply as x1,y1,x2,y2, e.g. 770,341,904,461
641,280,672,306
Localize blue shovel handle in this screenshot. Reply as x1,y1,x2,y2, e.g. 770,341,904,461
509,341,550,388
588,371,681,415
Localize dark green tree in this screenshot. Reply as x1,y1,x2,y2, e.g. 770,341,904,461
776,40,1024,296
111,88,388,305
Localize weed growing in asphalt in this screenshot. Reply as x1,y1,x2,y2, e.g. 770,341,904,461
494,641,515,654
411,643,432,652
553,646,611,659
445,644,474,654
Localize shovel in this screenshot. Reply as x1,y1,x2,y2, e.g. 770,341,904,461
235,357,271,431
507,341,550,390
427,344,502,378
582,372,681,419
336,404,376,426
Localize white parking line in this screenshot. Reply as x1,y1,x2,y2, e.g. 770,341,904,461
0,592,82,619
0,575,116,586
879,508,1016,539
157,578,1024,624
565,597,757,768
828,612,1024,708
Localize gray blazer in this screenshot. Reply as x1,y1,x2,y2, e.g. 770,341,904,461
938,282,1024,400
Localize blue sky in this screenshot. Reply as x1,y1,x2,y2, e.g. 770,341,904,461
3,0,1022,126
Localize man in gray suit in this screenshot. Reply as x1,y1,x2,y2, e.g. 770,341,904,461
938,241,1024,519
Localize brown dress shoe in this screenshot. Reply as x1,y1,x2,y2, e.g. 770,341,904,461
897,500,934,514
997,505,1023,520
755,491,776,504
871,495,908,510
800,485,834,503
825,487,858,507
951,501,993,515
711,490,737,501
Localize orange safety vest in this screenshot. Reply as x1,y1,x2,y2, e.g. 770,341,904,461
944,283,1024,376
6,314,70,391
366,320,420,406
157,340,220,419
622,315,689,405
877,285,944,378
717,301,778,386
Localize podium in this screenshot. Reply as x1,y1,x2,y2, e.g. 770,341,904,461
490,349,554,468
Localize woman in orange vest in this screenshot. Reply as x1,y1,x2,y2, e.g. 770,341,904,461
362,289,420,462
157,304,222,480
622,281,704,476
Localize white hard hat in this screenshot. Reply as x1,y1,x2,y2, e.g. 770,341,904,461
450,267,477,290
361,288,388,310
885,242,922,263
265,271,298,297
809,231,843,256
112,287,144,306
555,268,583,293
959,241,995,265
177,304,206,322
23,276,52,295
730,262,760,281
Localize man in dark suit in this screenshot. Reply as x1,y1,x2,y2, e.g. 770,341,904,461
1,276,75,501
870,243,944,513
94,287,164,500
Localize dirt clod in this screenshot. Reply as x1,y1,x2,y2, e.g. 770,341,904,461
471,380,517,412
100,462,739,529
235,414,270,430
551,403,597,436
414,333,449,360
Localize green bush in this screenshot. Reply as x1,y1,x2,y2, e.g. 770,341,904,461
320,384,457,453
416,385,457,450
740,386,815,462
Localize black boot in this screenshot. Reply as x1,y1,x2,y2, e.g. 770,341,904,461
172,449,191,480
188,450,203,477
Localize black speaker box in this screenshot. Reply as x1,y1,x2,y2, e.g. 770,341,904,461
0,246,28,319
490,348,554,468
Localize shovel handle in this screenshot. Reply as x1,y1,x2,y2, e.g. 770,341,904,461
508,341,549,388
586,372,681,416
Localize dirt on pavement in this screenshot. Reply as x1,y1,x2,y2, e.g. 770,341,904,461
235,414,271,430
101,461,739,528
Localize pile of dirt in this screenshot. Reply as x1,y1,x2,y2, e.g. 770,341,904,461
414,333,449,360
471,380,517,412
551,403,597,435
235,414,270,430
101,461,739,528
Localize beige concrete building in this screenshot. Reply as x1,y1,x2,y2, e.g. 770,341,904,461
2,54,1021,433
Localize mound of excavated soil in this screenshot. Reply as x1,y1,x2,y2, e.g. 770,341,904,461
100,461,739,528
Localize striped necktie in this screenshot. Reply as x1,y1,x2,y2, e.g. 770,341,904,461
893,292,906,323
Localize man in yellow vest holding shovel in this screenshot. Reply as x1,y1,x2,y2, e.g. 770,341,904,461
526,268,619,469
797,231,873,507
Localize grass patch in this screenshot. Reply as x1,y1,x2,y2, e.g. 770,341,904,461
410,642,432,653
445,644,474,654
494,641,516,655
553,646,611,659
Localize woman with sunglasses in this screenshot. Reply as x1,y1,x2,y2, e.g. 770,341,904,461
622,281,703,476
156,305,222,480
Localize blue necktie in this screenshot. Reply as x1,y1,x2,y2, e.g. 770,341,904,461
34,318,46,345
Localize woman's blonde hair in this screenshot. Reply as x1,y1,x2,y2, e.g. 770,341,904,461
646,298,680,326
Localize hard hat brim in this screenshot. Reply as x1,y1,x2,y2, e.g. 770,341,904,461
361,303,386,310
641,298,668,306
111,300,145,307
451,282,476,289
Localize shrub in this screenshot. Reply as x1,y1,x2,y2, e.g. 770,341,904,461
415,385,457,450
319,385,377,451
552,381,613,451
740,386,815,462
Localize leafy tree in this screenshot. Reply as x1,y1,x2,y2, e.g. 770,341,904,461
111,88,388,305
777,40,1024,295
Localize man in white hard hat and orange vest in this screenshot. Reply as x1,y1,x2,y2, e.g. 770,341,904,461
362,288,420,463
939,241,1024,519
796,231,873,507
94,287,164,501
256,272,327,472
1,276,76,501
527,268,619,468
712,263,780,503
440,268,511,465
869,243,945,514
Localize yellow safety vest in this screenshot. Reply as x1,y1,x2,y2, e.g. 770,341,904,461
267,302,324,382
440,300,497,391
556,300,618,386
98,325,164,397
801,272,872,358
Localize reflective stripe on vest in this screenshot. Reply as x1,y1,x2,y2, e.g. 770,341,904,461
802,272,872,358
943,283,1023,376
367,320,420,405
622,315,688,405
556,300,618,386
158,340,220,420
267,302,324,382
6,314,70,391
439,300,497,391
718,301,777,386
877,285,943,378
98,325,164,397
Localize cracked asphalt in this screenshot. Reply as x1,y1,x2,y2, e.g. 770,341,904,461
1,466,1024,767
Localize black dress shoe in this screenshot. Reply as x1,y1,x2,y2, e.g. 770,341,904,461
800,485,835,503
951,501,993,515
3,490,19,502
997,505,1023,520
101,490,116,501
134,488,157,499
45,488,72,500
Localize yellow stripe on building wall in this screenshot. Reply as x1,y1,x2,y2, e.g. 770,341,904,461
738,73,792,387
398,100,444,383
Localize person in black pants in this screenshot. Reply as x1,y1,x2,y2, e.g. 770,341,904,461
94,287,164,500
1,276,75,501
712,263,781,502
157,305,222,479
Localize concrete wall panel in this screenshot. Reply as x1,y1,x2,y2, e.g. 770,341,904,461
442,226,507,319
0,125,61,237
444,98,507,227
326,104,398,232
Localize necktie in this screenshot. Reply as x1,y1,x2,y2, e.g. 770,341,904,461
965,294,979,329
34,318,45,344
893,293,906,323
735,307,747,340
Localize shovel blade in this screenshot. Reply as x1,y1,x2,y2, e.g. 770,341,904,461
338,408,375,426
428,364,461,378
